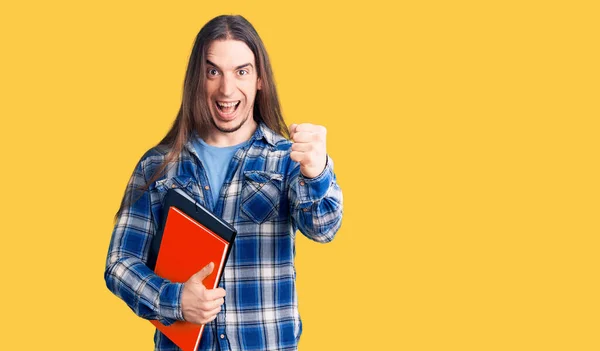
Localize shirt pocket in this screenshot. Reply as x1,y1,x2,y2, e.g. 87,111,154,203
241,171,284,224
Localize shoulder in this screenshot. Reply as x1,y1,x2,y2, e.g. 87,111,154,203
139,144,169,166
139,143,198,177
131,144,172,181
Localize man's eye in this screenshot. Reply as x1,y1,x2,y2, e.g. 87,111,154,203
208,69,219,76
238,70,248,76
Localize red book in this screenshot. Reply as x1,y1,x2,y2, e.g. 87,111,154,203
149,188,236,351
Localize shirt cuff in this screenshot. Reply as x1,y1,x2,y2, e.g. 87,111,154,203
297,155,334,203
157,282,185,325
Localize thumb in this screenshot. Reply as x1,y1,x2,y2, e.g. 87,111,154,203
190,262,214,283
289,124,297,138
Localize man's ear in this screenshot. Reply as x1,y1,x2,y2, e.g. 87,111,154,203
257,77,262,90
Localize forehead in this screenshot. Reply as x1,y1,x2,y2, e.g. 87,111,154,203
206,40,255,69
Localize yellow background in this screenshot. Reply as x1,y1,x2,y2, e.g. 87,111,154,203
1,0,598,350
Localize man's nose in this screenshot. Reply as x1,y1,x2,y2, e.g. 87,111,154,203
219,74,235,96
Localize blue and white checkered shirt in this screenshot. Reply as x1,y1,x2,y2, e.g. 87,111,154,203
104,123,343,351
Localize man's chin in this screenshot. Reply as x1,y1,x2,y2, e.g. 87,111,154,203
211,116,247,134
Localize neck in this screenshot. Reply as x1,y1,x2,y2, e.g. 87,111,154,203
201,119,258,147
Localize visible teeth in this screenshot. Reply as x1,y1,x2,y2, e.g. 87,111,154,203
217,101,238,107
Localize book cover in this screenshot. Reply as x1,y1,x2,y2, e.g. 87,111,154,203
149,189,235,351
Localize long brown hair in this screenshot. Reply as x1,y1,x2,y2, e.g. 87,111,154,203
115,15,288,221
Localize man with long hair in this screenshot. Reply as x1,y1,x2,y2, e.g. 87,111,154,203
105,15,343,351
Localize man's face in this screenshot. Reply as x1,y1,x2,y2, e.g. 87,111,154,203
205,39,261,134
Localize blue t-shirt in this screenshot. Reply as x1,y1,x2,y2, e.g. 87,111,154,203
191,136,248,207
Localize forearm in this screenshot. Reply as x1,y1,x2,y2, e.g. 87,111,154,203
104,251,184,325
289,155,344,243
104,160,184,325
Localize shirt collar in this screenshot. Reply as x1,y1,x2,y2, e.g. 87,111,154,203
183,121,279,157
255,122,279,147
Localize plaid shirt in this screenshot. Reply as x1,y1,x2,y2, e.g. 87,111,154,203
105,123,343,351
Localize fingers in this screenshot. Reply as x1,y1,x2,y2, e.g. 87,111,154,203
291,151,322,167
197,292,224,317
289,123,326,143
201,297,225,312
204,305,222,318
291,134,323,165
289,123,322,137
293,123,316,133
292,131,322,143
190,262,215,283
203,287,227,300
196,292,224,324
290,151,306,163
181,274,227,325
289,123,298,136
181,287,226,324
198,309,220,325
291,142,313,152
288,123,328,178
194,288,225,313
192,304,221,325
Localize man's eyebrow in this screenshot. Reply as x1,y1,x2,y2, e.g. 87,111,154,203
206,60,253,70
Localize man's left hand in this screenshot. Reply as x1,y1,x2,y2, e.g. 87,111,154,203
289,123,327,179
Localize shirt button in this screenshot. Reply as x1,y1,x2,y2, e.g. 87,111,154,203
220,334,225,339
299,181,305,186
205,185,210,190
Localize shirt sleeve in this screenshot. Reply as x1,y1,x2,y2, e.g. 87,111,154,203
104,157,185,325
288,154,344,243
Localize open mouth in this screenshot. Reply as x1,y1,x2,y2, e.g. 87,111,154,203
215,100,241,115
